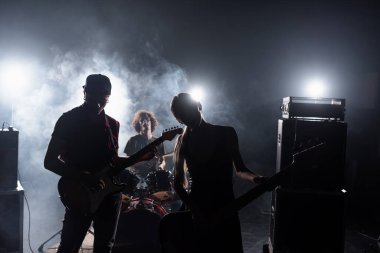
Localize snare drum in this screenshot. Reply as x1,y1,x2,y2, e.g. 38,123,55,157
114,197,167,253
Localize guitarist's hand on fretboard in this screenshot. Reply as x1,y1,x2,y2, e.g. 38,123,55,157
131,155,162,170
113,150,155,171
253,175,269,184
236,170,266,184
139,148,157,162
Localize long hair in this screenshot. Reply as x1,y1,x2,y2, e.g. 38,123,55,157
131,109,159,133
171,93,196,188
173,128,189,188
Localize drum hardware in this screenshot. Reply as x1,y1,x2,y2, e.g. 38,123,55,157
115,167,183,251
114,194,169,252
145,169,173,194
118,168,139,196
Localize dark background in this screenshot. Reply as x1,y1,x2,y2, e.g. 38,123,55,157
0,0,379,252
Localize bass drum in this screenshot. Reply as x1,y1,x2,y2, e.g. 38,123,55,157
114,197,167,253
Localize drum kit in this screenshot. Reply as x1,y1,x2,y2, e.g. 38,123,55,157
114,168,182,253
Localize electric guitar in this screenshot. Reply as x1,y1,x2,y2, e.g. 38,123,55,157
159,141,325,252
58,127,183,215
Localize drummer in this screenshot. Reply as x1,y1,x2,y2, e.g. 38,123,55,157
124,109,166,183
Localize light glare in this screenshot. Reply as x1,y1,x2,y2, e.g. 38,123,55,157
306,78,326,97
189,86,205,102
0,60,35,98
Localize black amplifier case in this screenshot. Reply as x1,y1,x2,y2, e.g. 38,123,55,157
0,185,24,253
0,129,19,190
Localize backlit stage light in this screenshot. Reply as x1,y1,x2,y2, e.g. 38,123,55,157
0,60,35,98
305,78,326,98
0,59,36,126
189,86,205,103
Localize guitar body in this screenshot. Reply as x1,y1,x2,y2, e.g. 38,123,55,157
159,142,325,253
158,167,286,253
58,175,124,215
57,127,183,215
160,210,243,253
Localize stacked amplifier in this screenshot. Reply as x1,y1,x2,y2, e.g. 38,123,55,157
0,127,23,253
268,97,347,253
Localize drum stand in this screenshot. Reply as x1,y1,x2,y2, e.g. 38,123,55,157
37,228,94,253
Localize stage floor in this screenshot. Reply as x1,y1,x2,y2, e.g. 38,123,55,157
42,210,379,253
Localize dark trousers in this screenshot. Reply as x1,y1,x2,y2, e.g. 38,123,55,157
57,193,122,253
160,211,243,253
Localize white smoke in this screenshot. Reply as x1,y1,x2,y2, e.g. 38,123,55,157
8,47,186,251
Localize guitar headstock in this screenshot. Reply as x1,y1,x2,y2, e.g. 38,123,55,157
161,126,183,141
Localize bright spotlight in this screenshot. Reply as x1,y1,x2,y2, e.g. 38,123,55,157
189,86,205,102
0,60,35,98
305,78,326,97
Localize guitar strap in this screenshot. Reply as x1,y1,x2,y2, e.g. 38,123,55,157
107,126,116,150
105,116,118,157
108,127,122,170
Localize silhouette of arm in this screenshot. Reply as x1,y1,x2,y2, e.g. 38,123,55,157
173,155,191,204
230,127,262,183
44,136,80,177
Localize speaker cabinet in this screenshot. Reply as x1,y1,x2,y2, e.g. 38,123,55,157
277,119,347,191
269,188,346,253
0,129,19,190
0,183,24,253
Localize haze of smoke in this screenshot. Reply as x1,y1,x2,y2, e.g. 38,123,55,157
11,47,186,251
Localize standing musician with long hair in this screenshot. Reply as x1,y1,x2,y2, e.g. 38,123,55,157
160,93,266,253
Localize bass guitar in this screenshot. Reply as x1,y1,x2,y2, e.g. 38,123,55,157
58,127,183,215
159,141,325,252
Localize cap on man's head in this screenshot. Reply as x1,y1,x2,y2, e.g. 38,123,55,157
83,74,112,95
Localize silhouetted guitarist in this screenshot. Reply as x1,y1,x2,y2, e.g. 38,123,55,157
160,93,265,253
44,74,155,253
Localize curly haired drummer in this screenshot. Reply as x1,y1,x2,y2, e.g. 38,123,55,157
124,109,166,178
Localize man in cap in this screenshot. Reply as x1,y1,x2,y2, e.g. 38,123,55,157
44,74,154,253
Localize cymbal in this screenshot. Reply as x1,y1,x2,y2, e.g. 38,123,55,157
151,191,174,201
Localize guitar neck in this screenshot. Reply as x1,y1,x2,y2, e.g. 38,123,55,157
115,137,164,174
214,169,285,223
215,142,324,221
